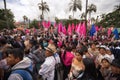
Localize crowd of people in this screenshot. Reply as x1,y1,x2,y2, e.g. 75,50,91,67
0,27,120,80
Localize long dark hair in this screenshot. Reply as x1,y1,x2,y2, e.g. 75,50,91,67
80,58,97,80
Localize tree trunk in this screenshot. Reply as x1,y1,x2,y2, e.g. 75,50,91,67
41,0,44,21
3,0,9,29
85,0,88,35
73,11,74,19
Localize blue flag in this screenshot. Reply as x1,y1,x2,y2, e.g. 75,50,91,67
113,28,119,39
90,24,96,36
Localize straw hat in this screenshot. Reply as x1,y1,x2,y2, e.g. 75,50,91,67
45,43,57,53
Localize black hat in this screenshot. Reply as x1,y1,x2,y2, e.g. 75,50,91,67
111,59,120,68
0,37,7,45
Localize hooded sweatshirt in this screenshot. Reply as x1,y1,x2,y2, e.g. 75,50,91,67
8,57,33,80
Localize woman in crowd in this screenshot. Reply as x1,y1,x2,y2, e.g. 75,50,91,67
61,46,74,80
100,57,112,80
78,58,98,80
68,49,85,80
108,59,120,80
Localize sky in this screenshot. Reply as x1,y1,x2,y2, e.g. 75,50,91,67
0,0,119,22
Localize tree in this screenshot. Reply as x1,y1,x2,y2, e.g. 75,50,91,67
87,4,97,19
3,0,9,29
91,17,95,24
23,15,28,23
0,9,15,29
100,14,106,19
81,12,85,20
38,0,50,21
97,5,120,28
69,0,82,18
114,4,120,11
29,19,39,29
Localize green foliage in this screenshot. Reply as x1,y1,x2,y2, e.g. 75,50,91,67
0,9,15,29
29,19,39,29
69,0,82,17
38,0,50,20
97,8,120,28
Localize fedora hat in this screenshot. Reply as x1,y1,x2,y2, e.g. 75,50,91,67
45,43,57,53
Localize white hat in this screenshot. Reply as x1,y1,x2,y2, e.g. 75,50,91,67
102,57,112,63
45,43,57,53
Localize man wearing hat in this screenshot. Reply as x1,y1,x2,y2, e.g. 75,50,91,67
108,59,120,80
39,43,57,80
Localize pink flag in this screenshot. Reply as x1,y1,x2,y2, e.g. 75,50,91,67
95,26,99,31
42,21,47,28
54,22,57,28
58,22,63,34
75,24,78,32
108,28,112,37
47,21,51,28
81,22,86,38
99,26,103,31
62,26,67,35
76,23,81,35
72,23,75,31
67,24,72,35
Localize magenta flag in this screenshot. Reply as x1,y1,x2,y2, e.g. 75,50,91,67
67,24,72,35
54,22,57,28
95,26,99,31
72,23,75,31
75,24,78,32
81,22,86,37
47,21,51,28
42,21,46,27
58,22,63,34
99,26,103,31
108,28,112,37
45,22,48,28
76,23,81,35
62,26,67,35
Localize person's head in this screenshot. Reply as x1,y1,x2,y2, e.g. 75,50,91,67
71,44,77,52
101,57,111,68
75,49,84,61
106,47,112,55
2,46,13,58
0,37,7,47
90,43,96,50
111,59,120,74
99,47,106,55
43,39,48,47
45,43,56,57
82,46,88,54
6,48,24,66
15,36,21,41
60,44,66,53
29,39,38,48
83,58,97,79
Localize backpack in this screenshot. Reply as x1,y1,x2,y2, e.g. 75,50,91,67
53,55,64,80
3,68,35,80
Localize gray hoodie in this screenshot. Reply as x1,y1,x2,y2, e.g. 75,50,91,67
8,57,33,80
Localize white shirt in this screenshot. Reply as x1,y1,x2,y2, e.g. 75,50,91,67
39,56,56,80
